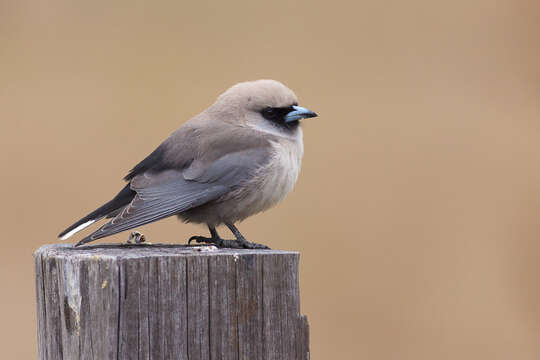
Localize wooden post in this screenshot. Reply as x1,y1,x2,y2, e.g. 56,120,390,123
34,244,309,360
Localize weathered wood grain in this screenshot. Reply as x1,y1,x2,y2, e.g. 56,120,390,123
34,244,309,360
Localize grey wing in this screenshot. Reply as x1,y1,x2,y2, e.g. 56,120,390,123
77,148,270,245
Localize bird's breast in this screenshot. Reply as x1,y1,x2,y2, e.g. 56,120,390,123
228,135,304,221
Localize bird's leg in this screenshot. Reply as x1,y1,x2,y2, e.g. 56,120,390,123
225,223,270,249
127,231,146,244
188,225,270,249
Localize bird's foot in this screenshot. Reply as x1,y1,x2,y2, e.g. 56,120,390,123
188,235,224,247
127,231,146,244
188,235,270,249
236,240,271,249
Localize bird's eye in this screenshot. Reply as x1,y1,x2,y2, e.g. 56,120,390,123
261,107,278,120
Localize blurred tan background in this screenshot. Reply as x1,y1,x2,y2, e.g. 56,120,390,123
2,0,540,359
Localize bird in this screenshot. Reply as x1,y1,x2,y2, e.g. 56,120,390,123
58,79,317,249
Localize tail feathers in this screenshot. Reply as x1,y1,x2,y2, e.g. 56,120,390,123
58,184,136,240
60,219,98,240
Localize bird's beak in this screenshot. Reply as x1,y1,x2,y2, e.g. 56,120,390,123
284,106,318,123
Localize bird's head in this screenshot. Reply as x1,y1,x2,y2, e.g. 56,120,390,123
210,79,317,135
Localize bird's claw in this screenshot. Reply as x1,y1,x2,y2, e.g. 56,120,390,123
239,241,270,249
127,231,146,244
188,235,223,247
188,235,270,249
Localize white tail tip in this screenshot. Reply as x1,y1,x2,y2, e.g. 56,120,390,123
60,220,96,240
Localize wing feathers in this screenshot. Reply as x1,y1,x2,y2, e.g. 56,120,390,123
75,146,272,246
77,185,227,245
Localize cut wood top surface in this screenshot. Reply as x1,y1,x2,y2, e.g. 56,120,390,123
35,243,298,259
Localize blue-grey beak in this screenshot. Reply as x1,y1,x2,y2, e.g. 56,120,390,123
284,106,318,123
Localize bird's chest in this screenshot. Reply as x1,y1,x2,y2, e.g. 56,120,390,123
259,140,303,204
233,138,303,217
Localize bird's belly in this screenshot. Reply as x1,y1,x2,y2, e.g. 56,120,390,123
241,163,298,215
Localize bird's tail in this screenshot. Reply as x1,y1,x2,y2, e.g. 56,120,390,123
58,184,136,240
